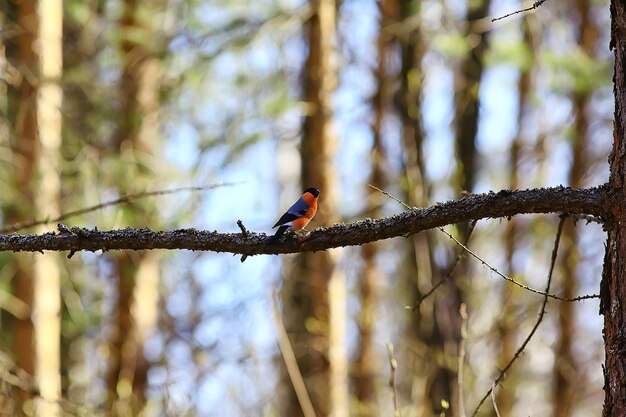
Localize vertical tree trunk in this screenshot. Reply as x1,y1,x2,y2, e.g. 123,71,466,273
4,0,39,414
554,1,596,414
352,2,390,411
497,17,532,415
33,0,63,415
388,1,439,413
281,0,342,415
354,243,379,417
440,0,490,414
454,0,491,194
601,1,626,415
106,0,162,414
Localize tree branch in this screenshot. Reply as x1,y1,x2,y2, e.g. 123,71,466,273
492,0,552,22
0,186,607,257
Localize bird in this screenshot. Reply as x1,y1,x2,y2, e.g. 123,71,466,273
268,187,320,243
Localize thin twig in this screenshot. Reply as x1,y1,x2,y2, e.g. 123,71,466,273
236,220,250,238
237,220,251,262
471,214,567,416
386,342,401,417
437,226,599,302
409,220,476,310
368,184,599,303
0,183,239,233
490,382,502,417
492,0,551,22
366,184,411,211
458,303,469,417
270,289,317,417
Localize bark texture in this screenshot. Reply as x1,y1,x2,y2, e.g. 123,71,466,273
0,186,607,256
600,1,626,416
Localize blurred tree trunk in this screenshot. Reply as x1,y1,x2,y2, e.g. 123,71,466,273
449,0,490,415
397,0,428,208
497,17,532,416
4,0,39,414
353,172,382,417
385,1,438,414
60,1,106,404
281,0,342,416
33,0,63,415
601,1,626,415
553,1,596,415
106,0,162,414
351,3,391,413
455,0,490,195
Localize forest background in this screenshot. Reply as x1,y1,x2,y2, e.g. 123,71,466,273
0,0,615,416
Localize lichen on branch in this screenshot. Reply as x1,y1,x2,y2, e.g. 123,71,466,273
0,185,608,258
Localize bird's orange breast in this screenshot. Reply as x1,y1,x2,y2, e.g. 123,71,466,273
292,192,318,230
291,216,312,230
302,192,318,208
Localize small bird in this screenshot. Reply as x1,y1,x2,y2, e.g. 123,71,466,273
268,187,320,243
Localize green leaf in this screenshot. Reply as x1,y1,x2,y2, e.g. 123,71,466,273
432,33,471,59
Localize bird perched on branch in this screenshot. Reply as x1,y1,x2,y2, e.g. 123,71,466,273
268,187,320,243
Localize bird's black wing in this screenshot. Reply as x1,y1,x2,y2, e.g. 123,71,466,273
272,197,309,228
272,212,300,228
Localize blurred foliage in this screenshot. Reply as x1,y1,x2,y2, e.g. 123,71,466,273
0,0,614,415
486,38,535,70
543,49,612,94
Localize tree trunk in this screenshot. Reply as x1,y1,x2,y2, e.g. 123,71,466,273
4,0,39,414
454,0,491,194
352,2,389,410
601,1,626,416
106,0,162,413
444,0,490,414
281,1,342,415
497,16,533,416
554,1,596,414
391,0,439,414
33,0,63,415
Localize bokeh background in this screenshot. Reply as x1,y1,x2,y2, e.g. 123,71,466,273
0,0,612,416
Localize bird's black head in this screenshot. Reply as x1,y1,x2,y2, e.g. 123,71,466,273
304,187,320,197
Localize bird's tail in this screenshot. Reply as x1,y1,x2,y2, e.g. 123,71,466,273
267,225,290,244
